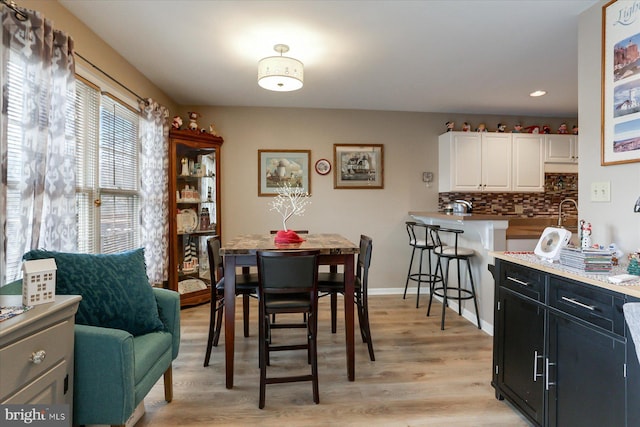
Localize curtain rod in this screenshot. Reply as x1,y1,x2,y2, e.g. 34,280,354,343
75,52,146,104
1,0,147,104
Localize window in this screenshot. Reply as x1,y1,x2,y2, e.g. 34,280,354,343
75,77,140,254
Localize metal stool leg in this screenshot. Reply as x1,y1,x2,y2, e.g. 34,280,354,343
403,247,416,299
440,258,450,331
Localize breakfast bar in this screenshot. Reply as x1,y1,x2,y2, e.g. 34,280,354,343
409,211,509,334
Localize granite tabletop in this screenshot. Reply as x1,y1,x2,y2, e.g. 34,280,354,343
220,233,359,255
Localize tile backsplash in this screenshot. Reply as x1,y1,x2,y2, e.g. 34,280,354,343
439,173,578,217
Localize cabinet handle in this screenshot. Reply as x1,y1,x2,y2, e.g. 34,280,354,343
30,350,46,364
533,351,543,382
507,276,530,287
561,296,595,311
545,358,556,390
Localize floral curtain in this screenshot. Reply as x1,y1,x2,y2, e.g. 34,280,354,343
0,5,77,284
139,98,169,285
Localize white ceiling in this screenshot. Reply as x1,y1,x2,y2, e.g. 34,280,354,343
59,0,598,117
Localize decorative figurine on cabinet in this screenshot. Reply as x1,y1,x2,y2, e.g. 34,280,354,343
497,123,506,132
558,123,568,134
542,125,551,134
209,123,219,137
445,121,454,132
187,112,200,131
572,125,579,135
524,125,540,134
581,221,592,249
172,115,183,130
512,123,523,133
462,122,471,132
476,123,487,132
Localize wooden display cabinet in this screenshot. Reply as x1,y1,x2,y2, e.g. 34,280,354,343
168,129,223,307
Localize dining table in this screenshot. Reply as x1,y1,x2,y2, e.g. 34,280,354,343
219,233,359,389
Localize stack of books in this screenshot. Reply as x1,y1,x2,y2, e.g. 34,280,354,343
559,247,613,273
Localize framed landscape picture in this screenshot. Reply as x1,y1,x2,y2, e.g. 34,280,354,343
258,149,311,196
602,0,640,165
333,144,384,189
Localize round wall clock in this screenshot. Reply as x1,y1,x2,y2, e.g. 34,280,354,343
315,159,331,175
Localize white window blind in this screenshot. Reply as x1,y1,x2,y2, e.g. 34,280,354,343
74,80,140,254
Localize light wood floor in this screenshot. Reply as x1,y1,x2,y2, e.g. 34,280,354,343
138,295,531,426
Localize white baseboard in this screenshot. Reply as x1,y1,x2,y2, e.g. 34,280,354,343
366,288,494,336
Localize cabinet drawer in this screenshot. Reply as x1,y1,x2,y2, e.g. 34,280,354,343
500,262,545,302
549,277,625,336
0,320,73,401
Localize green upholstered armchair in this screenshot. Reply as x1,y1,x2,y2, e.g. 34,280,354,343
16,248,181,427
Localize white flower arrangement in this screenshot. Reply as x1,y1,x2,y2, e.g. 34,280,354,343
269,182,311,231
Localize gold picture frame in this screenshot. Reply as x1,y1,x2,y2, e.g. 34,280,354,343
602,0,640,165
258,149,311,196
333,144,384,189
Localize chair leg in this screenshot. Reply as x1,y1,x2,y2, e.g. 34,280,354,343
357,300,375,361
243,294,250,337
163,365,173,402
310,312,319,404
204,301,216,367
467,259,481,329
403,247,416,299
330,293,338,333
213,301,223,346
259,305,267,408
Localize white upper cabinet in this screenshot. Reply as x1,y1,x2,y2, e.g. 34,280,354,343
439,132,511,192
544,134,578,163
512,134,545,192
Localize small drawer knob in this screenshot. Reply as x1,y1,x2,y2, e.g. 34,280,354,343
30,350,46,364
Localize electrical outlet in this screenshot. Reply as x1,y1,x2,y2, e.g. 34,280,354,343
590,181,611,202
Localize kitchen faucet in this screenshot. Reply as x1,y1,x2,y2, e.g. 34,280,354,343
558,198,579,227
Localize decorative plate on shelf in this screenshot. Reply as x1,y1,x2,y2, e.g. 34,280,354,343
178,209,198,233
315,159,331,175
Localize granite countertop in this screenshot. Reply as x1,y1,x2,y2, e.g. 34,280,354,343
491,251,640,299
409,212,577,240
409,211,511,221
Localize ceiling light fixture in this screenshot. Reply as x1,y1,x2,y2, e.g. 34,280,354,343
530,90,547,97
257,44,304,92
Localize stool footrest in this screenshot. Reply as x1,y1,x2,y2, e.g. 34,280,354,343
432,286,475,301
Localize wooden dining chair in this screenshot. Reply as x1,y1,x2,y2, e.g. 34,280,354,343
256,249,320,409
317,234,375,361
203,236,259,367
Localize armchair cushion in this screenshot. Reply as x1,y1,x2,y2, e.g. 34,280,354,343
23,248,164,336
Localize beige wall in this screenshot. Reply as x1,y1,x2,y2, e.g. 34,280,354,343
579,3,640,255
184,106,575,292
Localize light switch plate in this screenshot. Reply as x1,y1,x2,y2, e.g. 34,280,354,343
591,181,611,202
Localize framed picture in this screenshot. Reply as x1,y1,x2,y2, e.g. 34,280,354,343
333,144,384,189
258,149,311,196
315,159,331,175
602,0,640,165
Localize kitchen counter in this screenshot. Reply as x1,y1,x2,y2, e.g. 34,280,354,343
491,250,640,299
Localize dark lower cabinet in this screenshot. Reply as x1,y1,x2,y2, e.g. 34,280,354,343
547,312,626,427
492,258,636,427
495,287,545,425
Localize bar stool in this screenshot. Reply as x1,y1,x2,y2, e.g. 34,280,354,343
403,221,440,308
427,226,481,330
